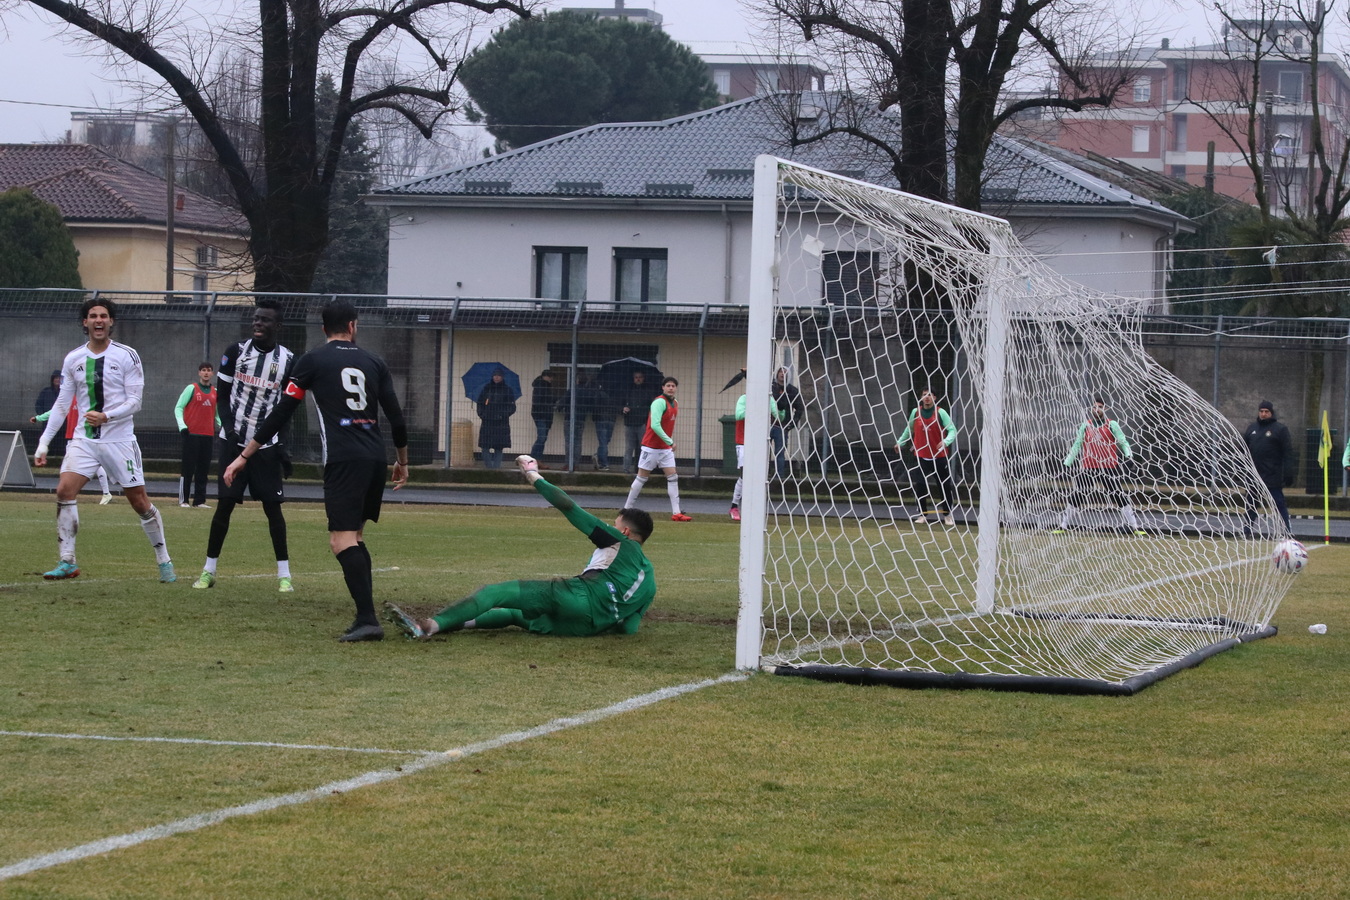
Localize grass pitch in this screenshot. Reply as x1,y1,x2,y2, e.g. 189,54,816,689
1,492,1347,898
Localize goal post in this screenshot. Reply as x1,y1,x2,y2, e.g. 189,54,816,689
735,156,1290,694
735,155,780,670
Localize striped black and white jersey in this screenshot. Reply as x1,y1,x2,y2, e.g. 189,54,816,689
217,340,295,447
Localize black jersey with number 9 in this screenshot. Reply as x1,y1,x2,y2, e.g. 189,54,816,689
283,340,404,464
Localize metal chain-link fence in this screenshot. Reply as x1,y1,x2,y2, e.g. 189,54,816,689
3,289,1347,492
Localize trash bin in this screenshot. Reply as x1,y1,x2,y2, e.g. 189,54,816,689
720,414,738,476
451,418,476,467
1305,427,1338,494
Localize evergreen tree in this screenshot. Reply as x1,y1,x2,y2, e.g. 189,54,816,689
311,75,388,296
460,12,718,150
0,189,82,289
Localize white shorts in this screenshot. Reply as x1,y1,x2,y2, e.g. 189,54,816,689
637,446,677,472
736,444,744,469
61,439,145,488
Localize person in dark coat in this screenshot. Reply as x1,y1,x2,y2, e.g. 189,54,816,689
556,373,605,470
529,370,561,459
771,367,806,478
620,370,661,474
1243,399,1294,530
476,368,517,469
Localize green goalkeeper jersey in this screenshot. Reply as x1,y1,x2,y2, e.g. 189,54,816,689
535,477,657,634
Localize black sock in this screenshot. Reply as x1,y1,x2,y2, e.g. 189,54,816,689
206,500,237,558
358,541,373,598
264,502,289,561
336,545,376,626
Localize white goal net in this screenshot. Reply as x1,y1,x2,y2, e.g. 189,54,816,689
735,156,1293,693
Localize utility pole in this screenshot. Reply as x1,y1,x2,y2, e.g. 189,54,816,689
165,117,176,293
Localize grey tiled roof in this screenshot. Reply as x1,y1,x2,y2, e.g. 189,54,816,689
0,143,246,233
379,93,1183,218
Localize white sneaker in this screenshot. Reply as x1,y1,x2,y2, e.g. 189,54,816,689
910,514,934,524
180,502,191,508
941,514,955,526
100,493,113,505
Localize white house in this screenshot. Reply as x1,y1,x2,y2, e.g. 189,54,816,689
367,93,1194,467
372,92,1191,309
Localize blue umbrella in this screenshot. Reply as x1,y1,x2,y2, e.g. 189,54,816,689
462,362,522,402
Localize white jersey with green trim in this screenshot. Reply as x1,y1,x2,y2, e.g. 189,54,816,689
38,342,143,448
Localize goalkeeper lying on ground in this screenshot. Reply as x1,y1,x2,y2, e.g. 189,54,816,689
387,455,656,639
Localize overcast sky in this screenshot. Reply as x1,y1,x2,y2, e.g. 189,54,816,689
0,0,1211,145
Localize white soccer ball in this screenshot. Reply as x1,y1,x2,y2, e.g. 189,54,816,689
1272,539,1308,575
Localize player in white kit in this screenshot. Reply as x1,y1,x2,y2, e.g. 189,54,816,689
34,299,175,582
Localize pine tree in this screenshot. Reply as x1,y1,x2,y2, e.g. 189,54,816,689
460,12,718,151
0,189,82,289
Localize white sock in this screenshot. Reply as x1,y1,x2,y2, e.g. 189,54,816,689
139,505,171,564
57,500,78,562
666,474,681,515
96,468,110,494
1122,505,1139,528
277,560,291,578
203,557,218,575
625,476,648,508
732,477,743,506
1060,504,1077,529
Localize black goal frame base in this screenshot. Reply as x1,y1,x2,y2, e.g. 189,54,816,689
768,625,1278,696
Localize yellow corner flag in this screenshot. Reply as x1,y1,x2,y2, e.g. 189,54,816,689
1320,410,1332,544
1318,410,1332,469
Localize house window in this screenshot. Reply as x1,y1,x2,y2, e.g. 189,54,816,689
822,251,879,307
1172,63,1189,100
1278,70,1304,102
1133,77,1152,103
1170,164,1187,179
713,68,731,95
535,247,588,301
1172,114,1188,152
1132,126,1151,153
614,248,667,307
196,245,219,268
755,68,780,93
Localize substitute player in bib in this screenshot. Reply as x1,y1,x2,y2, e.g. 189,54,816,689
623,376,691,521
387,454,655,639
1054,396,1143,535
729,389,785,521
34,299,175,582
894,388,959,526
224,299,408,642
194,298,297,592
174,362,219,508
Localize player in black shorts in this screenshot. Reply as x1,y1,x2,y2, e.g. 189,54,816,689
224,299,409,642
194,298,298,592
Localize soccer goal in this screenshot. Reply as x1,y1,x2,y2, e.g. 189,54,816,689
735,156,1292,695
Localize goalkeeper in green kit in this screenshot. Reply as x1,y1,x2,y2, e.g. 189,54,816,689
387,455,656,639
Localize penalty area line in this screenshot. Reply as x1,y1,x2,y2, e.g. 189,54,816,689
0,671,749,882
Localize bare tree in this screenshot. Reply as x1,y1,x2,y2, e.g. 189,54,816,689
1191,0,1350,310
12,0,534,293
758,0,1143,210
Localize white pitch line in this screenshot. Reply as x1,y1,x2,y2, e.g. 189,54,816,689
0,671,749,882
0,731,431,755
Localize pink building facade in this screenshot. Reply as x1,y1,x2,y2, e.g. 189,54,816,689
1049,25,1350,210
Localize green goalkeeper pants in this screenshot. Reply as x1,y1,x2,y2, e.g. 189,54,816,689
431,578,599,636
